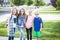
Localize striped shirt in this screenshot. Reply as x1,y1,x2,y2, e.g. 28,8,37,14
6,15,17,36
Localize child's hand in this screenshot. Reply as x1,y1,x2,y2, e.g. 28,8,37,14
40,28,42,31
7,26,11,31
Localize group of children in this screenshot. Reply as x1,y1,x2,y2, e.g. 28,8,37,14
6,7,43,40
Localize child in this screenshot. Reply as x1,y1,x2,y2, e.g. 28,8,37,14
26,9,34,40
33,11,43,40
17,8,26,40
7,8,18,40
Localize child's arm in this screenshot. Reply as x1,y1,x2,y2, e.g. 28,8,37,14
7,17,10,31
39,17,43,31
40,23,43,31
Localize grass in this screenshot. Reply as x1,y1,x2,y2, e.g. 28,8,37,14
0,20,60,40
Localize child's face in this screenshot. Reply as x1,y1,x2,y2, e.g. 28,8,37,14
29,10,32,15
35,13,39,17
34,10,39,17
13,9,17,15
21,9,24,15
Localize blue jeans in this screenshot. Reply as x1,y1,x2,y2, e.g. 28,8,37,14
19,27,26,40
8,36,14,40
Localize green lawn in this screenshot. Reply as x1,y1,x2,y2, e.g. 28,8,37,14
0,21,60,40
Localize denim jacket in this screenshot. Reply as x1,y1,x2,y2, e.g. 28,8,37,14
17,15,25,27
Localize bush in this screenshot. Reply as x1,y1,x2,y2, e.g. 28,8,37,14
50,0,57,8
34,0,45,6
26,0,33,6
0,22,6,28
56,0,60,10
10,0,25,6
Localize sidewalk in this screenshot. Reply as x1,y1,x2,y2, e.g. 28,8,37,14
0,36,36,40
0,36,19,40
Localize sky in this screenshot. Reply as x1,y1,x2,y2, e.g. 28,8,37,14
44,0,51,4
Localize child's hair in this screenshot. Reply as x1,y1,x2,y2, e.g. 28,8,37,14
11,7,18,18
18,8,26,18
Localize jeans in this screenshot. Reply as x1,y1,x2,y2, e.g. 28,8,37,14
20,27,26,40
8,36,14,40
26,27,32,40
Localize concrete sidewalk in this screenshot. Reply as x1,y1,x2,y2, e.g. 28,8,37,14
0,36,19,40
0,36,36,40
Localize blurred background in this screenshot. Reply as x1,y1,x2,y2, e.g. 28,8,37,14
0,0,60,40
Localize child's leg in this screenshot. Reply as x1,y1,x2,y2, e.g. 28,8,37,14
37,37,40,40
11,36,14,40
30,27,32,40
20,27,23,40
26,28,29,40
8,36,11,40
20,27,26,40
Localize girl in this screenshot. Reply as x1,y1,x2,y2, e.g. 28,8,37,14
25,9,34,40
17,8,26,40
7,8,18,40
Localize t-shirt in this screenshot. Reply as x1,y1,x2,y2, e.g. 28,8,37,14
34,17,42,31
26,15,34,29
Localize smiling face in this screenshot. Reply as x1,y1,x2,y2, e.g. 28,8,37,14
29,10,32,16
11,8,18,15
35,10,39,17
28,9,32,16
18,8,26,18
11,8,18,17
20,9,24,15
13,9,17,15
19,8,25,15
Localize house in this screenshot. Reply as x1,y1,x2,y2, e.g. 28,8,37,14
0,0,11,7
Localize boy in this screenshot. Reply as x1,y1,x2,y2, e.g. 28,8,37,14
33,11,43,40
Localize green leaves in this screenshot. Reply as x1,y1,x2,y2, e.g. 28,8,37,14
10,0,45,6
34,0,45,6
10,0,26,6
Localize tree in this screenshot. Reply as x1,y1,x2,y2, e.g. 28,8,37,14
26,0,33,6
10,0,25,6
56,0,60,10
50,0,57,8
0,0,1,4
34,0,45,6
0,0,3,6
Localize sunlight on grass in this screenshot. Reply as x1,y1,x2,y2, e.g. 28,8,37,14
0,21,60,40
